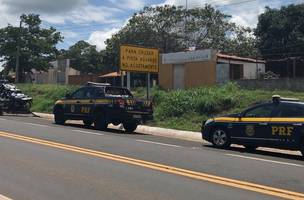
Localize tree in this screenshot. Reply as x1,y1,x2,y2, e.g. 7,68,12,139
0,14,63,82
65,41,105,74
255,4,304,59
104,5,257,70
104,5,186,70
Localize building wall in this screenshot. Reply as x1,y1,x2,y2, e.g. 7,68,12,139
243,63,265,79
32,59,80,84
159,50,218,90
159,64,173,90
217,58,265,80
184,61,216,89
68,74,100,85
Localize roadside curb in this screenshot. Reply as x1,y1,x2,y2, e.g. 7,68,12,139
32,112,302,156
33,112,203,142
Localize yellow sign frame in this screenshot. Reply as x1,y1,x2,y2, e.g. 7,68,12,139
120,45,159,73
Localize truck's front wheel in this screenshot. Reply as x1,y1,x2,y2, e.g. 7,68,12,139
54,112,65,125
123,122,138,132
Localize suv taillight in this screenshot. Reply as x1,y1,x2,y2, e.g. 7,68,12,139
115,99,125,108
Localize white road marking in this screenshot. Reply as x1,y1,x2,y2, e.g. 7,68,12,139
136,139,182,148
24,123,50,128
226,154,304,167
72,130,104,136
0,194,13,200
0,118,7,121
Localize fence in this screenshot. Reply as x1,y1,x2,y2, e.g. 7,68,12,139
237,78,304,92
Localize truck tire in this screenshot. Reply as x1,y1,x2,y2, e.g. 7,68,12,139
244,145,258,152
123,122,138,132
83,120,93,127
94,113,107,130
301,141,304,157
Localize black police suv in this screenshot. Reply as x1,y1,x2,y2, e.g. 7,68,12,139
53,82,153,132
202,95,304,156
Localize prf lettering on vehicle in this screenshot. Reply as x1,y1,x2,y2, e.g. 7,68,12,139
271,126,294,136
81,107,91,114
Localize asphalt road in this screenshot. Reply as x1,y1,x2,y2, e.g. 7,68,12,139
0,115,303,200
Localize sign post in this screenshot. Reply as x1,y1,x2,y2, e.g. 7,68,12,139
120,45,159,99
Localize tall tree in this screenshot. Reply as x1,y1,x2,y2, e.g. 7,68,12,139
65,40,105,74
255,4,304,59
104,5,186,70
0,14,62,82
104,4,257,70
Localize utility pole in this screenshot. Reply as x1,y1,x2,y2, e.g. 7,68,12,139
184,0,188,49
15,19,22,83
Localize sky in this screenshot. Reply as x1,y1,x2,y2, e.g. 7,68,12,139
0,0,302,51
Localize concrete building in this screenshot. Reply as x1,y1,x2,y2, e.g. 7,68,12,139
32,59,80,84
159,49,265,90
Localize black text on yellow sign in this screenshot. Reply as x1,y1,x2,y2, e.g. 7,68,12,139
120,45,159,73
271,126,294,136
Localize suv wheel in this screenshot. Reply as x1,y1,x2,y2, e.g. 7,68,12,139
94,113,108,130
211,128,231,148
123,122,138,132
54,112,65,125
83,120,93,127
301,142,304,157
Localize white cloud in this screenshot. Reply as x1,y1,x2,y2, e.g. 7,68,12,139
109,0,145,10
88,28,120,51
61,30,79,39
0,0,123,27
159,0,294,28
2,0,87,14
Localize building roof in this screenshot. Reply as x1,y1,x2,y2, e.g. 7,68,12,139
217,53,265,63
99,71,121,78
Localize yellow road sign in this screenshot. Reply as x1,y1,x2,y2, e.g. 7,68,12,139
120,45,159,73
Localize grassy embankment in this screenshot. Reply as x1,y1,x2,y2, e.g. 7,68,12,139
18,83,304,132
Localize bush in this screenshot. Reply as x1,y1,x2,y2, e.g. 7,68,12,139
17,84,79,113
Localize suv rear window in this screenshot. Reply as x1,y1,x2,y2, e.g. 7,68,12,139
274,103,304,117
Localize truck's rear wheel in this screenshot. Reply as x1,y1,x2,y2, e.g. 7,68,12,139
244,145,258,152
94,113,108,130
301,141,304,157
83,120,93,127
123,122,138,132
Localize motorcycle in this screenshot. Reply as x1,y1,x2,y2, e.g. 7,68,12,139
0,83,32,115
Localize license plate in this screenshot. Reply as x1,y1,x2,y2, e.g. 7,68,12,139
133,114,141,119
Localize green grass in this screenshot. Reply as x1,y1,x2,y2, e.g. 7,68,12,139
17,83,304,132
17,84,79,113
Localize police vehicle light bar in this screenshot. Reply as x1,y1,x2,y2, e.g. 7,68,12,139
272,95,300,103
86,82,111,87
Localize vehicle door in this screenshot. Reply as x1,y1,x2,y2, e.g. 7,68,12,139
269,103,304,148
64,87,94,117
231,103,276,146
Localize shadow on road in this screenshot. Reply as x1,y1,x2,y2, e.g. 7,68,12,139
203,144,303,161
58,122,147,136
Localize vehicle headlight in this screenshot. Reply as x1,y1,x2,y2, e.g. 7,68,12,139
205,119,214,125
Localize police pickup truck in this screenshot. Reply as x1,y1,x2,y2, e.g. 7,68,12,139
53,82,153,132
202,95,304,156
